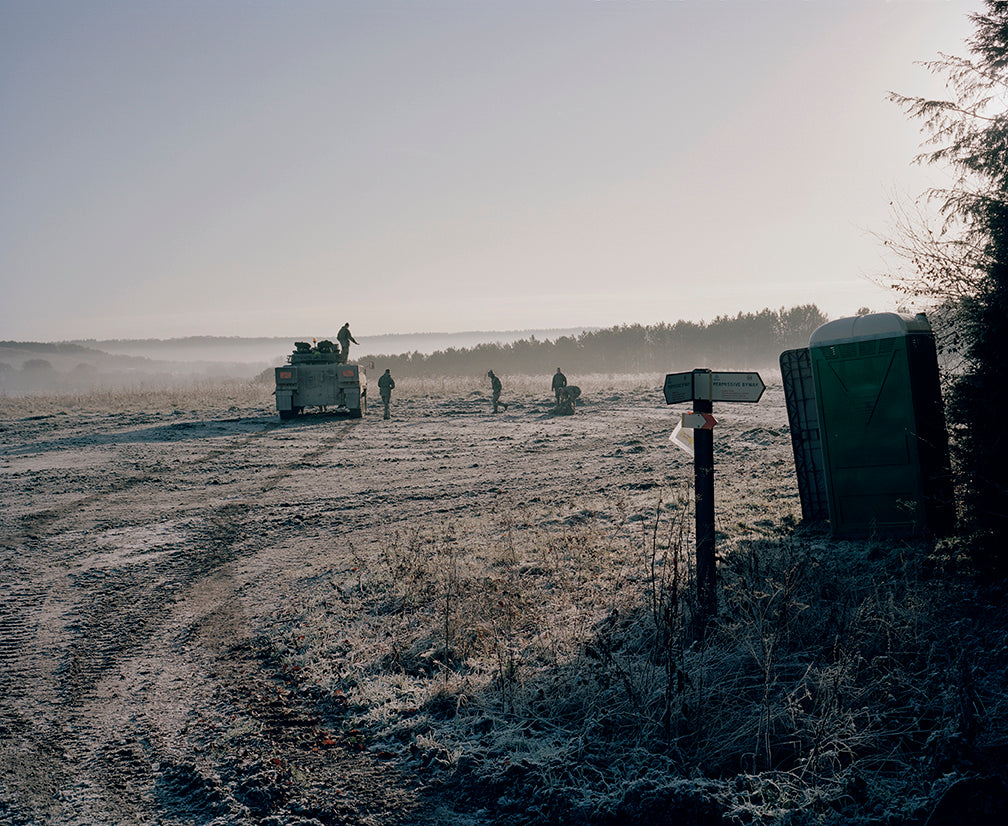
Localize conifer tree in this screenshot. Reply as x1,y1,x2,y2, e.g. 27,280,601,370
890,0,1008,567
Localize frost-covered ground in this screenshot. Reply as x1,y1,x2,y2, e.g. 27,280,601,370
3,375,1004,825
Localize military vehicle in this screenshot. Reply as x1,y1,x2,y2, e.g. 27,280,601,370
274,340,366,420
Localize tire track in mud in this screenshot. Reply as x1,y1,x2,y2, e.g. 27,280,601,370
258,421,359,493
12,420,284,538
62,418,376,824
140,634,432,826
0,419,363,824
45,421,360,700
2,420,359,709
13,418,359,536
0,585,38,695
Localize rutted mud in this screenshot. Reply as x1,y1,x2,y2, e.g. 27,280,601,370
0,380,797,824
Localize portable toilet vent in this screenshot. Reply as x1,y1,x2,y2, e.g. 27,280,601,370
808,312,954,537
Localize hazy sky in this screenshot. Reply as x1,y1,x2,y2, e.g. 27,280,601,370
1,0,983,341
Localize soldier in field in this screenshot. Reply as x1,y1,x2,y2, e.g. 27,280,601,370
488,370,507,413
552,367,567,407
337,322,358,364
378,369,395,420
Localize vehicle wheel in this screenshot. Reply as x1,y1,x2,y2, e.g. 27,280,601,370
350,407,363,419
279,408,295,420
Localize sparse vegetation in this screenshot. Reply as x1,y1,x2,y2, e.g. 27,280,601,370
256,481,1008,823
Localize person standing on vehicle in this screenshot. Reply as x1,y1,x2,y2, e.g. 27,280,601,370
488,370,507,413
337,322,358,364
552,367,567,407
378,368,395,419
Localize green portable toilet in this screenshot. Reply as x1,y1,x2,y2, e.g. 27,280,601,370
809,312,954,537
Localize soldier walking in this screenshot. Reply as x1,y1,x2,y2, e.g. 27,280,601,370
337,322,358,364
488,370,507,413
378,368,395,420
552,367,567,407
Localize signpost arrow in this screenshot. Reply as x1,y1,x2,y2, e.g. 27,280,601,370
664,371,765,404
663,371,694,404
682,411,717,430
710,371,765,403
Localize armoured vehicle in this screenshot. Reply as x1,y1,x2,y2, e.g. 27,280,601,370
274,340,366,420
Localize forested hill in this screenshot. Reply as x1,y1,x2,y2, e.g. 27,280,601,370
358,304,830,376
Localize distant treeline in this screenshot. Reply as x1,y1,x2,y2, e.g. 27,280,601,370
360,305,829,377
0,340,101,355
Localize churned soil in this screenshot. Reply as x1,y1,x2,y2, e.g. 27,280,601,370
0,376,796,825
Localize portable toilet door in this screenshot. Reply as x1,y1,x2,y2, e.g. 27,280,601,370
780,347,830,523
809,312,954,537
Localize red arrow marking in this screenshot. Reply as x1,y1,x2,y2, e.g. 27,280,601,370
682,412,718,430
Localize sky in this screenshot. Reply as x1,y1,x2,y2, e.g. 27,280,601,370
0,0,986,341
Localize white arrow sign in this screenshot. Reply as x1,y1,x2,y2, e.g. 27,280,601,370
682,411,717,430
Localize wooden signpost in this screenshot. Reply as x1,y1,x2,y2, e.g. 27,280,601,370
664,368,765,627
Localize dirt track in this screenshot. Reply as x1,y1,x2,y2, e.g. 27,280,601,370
0,380,797,824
